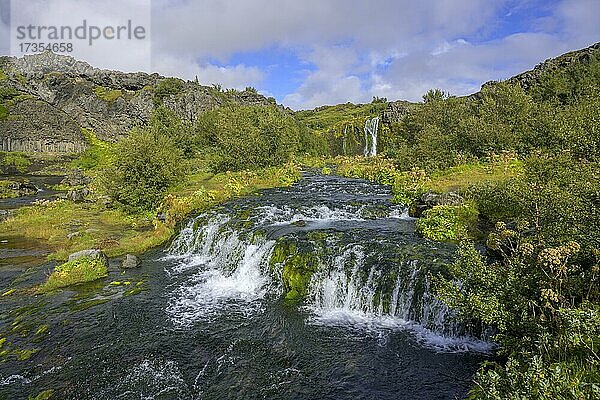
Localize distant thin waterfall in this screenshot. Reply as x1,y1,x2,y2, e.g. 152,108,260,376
364,117,379,157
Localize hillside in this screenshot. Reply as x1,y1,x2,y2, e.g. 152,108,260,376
0,52,275,153
296,42,600,157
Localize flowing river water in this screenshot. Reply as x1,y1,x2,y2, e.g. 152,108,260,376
0,173,491,399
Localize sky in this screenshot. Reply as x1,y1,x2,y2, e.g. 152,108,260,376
2,0,599,109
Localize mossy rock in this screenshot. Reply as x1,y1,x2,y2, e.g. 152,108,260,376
270,240,320,300
281,252,320,300
39,256,108,293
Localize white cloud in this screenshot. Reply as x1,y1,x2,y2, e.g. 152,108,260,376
153,54,264,89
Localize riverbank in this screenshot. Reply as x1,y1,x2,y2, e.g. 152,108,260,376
0,162,301,263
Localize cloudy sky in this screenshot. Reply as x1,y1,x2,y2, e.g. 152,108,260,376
2,0,599,109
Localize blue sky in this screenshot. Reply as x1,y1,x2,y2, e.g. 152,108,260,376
3,1,598,109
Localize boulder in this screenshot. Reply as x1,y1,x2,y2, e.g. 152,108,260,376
61,168,91,186
121,254,140,269
68,249,109,266
410,190,464,217
66,188,90,202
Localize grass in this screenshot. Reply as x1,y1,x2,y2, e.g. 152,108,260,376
427,159,524,193
0,180,19,199
70,128,115,170
0,162,301,261
93,86,123,102
38,256,108,293
1,152,32,173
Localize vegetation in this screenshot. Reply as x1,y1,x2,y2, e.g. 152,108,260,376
299,46,600,398
415,203,478,242
1,43,598,399
1,152,31,173
39,256,108,293
0,180,19,198
93,86,123,102
70,129,114,170
152,77,185,105
101,128,186,212
195,104,301,172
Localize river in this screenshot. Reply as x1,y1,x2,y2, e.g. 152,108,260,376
0,173,490,399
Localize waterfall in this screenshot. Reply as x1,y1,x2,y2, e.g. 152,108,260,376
364,117,379,157
166,212,276,326
305,244,458,335
164,174,491,351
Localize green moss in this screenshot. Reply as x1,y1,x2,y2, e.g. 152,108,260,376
28,390,54,400
34,325,49,336
13,347,39,361
415,203,479,243
39,257,108,293
70,298,110,312
271,241,319,300
93,86,123,102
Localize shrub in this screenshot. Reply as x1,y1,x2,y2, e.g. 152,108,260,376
153,78,185,105
195,104,300,172
415,203,478,242
147,106,195,157
39,257,108,292
101,129,186,212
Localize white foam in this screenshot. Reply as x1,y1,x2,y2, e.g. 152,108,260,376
166,213,275,326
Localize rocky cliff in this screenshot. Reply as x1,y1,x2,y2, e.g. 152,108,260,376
0,52,274,153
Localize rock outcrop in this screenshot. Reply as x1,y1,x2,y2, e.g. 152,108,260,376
0,52,275,153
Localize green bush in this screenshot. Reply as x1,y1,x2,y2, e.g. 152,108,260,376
101,129,186,212
153,78,185,105
147,106,195,157
415,203,478,242
195,104,300,172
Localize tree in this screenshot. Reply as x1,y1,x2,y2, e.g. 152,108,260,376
101,129,185,212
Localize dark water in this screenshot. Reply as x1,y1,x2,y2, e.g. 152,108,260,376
0,174,64,210
0,174,488,399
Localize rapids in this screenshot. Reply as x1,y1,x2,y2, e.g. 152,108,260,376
0,173,490,399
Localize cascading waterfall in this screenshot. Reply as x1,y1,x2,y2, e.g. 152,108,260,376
165,174,491,351
166,212,277,325
364,117,379,157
